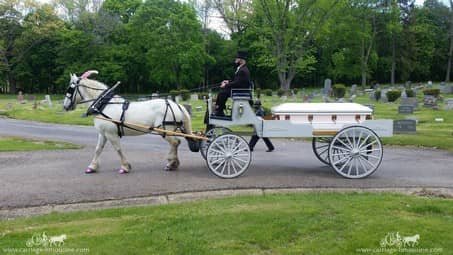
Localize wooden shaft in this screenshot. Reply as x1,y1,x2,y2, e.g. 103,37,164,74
95,116,208,141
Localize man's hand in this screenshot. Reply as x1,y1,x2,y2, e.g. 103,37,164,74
220,80,229,88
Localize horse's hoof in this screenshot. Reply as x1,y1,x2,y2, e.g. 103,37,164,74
164,166,177,171
118,168,129,174
85,168,96,174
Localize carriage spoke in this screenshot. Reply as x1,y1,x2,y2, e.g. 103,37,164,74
360,148,381,153
359,155,377,169
347,159,354,175
331,151,350,157
331,145,351,152
358,134,372,149
359,140,378,151
358,156,368,173
336,138,353,150
333,155,351,166
360,153,381,159
337,157,353,173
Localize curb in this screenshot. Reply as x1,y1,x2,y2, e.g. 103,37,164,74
1,187,452,219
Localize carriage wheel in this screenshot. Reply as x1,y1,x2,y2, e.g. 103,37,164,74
328,126,383,179
312,137,333,165
206,134,251,178
200,127,232,160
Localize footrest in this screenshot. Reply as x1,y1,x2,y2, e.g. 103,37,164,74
210,115,232,121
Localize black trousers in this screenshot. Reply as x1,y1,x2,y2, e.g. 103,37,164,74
215,89,231,113
249,135,274,151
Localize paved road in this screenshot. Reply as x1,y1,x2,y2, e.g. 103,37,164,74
0,118,452,209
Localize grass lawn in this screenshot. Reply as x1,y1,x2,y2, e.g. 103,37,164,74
0,193,451,254
0,136,81,151
1,88,453,151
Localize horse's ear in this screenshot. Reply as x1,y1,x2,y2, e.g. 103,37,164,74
81,70,99,79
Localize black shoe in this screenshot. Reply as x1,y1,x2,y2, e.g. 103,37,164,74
266,149,274,152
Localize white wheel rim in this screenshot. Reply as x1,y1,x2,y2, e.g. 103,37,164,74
328,126,383,179
200,127,231,159
313,137,332,165
206,134,251,178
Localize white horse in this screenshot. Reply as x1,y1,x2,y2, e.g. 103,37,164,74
63,70,194,174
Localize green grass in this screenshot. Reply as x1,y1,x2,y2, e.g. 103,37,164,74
0,193,452,254
1,89,453,150
0,136,81,151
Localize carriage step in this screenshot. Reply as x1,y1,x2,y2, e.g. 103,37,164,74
210,115,232,121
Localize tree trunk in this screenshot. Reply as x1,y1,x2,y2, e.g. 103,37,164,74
361,38,367,87
391,35,396,86
446,37,453,82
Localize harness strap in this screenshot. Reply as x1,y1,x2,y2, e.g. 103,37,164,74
117,100,130,138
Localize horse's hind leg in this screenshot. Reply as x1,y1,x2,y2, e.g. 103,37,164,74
86,133,107,173
164,136,181,171
105,132,131,174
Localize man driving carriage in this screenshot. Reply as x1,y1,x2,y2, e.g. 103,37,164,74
213,50,251,116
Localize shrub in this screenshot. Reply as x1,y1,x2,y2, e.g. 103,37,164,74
263,89,273,96
333,84,346,98
423,88,440,98
179,89,190,101
255,88,261,98
386,90,401,102
277,89,286,97
292,88,299,95
374,90,381,101
198,92,209,100
406,89,415,98
169,90,180,98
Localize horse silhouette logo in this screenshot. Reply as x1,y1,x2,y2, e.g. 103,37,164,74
25,232,67,247
380,232,420,248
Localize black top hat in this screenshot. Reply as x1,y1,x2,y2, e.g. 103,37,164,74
236,50,248,60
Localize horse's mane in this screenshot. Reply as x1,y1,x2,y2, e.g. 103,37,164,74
81,78,108,90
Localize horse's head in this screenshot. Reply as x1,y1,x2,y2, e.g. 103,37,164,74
63,70,99,111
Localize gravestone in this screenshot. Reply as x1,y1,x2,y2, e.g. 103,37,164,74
28,95,36,101
401,90,407,99
303,95,309,102
190,94,198,101
281,96,288,101
323,79,332,95
17,91,25,104
398,105,414,114
423,95,437,108
6,103,13,110
351,84,357,95
322,95,330,103
427,81,433,88
349,95,357,103
337,98,345,103
381,90,388,103
401,97,418,108
394,119,416,134
151,93,159,99
445,98,453,110
44,95,52,107
183,104,192,116
405,81,412,89
195,106,203,111
441,85,453,94
175,95,182,103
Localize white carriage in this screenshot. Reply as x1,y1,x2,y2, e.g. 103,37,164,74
202,89,393,179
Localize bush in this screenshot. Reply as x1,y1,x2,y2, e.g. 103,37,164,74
333,84,346,98
277,89,286,97
180,89,190,101
169,90,180,98
406,89,415,98
263,89,273,96
374,90,381,101
198,92,209,100
255,88,261,98
292,88,299,95
423,88,440,98
386,90,401,102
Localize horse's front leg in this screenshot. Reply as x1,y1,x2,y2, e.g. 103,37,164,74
86,133,107,173
164,136,181,171
106,133,131,174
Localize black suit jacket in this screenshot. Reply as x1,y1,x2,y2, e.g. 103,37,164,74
227,65,251,89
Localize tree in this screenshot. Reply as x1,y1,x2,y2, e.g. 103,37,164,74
251,0,338,91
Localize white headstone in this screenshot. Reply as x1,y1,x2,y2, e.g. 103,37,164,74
44,95,52,107
324,79,332,95
401,90,407,99
351,84,357,95
175,95,182,103
190,94,198,101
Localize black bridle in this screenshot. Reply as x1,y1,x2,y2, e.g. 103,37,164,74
65,78,106,110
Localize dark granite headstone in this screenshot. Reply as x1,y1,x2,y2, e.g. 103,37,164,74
423,95,437,108
398,105,414,114
393,119,416,134
401,97,418,108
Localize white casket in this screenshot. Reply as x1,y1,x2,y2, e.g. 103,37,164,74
271,103,373,132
